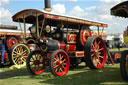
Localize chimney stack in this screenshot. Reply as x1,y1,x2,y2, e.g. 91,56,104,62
44,0,52,12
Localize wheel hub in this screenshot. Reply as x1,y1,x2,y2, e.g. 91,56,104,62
56,60,62,66
34,60,40,65
16,53,22,58
94,50,99,56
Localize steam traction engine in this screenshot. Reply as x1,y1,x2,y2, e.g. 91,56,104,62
12,9,107,76
111,1,128,81
0,25,30,66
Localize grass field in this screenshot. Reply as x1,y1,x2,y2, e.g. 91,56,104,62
0,48,128,85
0,64,128,85
110,47,128,52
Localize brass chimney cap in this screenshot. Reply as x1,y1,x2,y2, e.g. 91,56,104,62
44,8,52,12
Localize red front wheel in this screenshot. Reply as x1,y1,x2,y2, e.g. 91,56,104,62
49,49,70,76
26,50,48,75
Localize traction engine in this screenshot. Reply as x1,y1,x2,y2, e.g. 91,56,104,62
12,0,107,77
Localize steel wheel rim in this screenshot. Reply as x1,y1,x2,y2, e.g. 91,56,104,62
12,44,30,65
125,54,128,75
52,51,69,76
29,52,47,74
91,37,106,69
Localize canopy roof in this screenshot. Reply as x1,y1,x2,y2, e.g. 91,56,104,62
111,1,128,18
12,9,107,28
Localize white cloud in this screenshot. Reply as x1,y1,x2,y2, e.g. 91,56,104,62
68,6,88,18
0,0,9,6
69,0,78,2
100,0,126,5
54,0,78,2
84,0,128,34
0,7,17,25
0,0,18,26
85,6,96,11
52,3,66,14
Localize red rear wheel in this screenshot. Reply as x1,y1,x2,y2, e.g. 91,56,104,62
49,49,70,76
85,36,106,69
26,50,48,75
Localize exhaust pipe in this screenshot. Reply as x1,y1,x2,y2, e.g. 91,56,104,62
44,0,52,12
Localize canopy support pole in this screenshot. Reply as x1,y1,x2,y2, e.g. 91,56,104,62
23,15,26,39
40,18,45,37
101,27,104,37
18,19,23,34
97,26,99,35
36,13,40,38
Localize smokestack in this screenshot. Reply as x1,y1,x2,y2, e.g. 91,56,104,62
44,0,52,12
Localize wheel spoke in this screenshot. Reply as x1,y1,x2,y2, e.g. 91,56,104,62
92,44,96,50
63,63,66,65
92,56,98,66
59,67,63,73
22,50,27,54
54,57,58,61
99,55,103,58
56,55,59,60
97,41,101,45
13,50,18,54
55,68,58,72
59,54,63,60
31,56,35,61
62,65,65,69
30,63,34,66
15,58,20,64
54,65,59,69
38,65,39,71
91,48,94,52
94,40,97,48
14,58,18,62
35,54,38,60
18,47,20,53
91,53,94,57
62,59,66,63
98,52,101,55
95,41,99,49
99,48,104,51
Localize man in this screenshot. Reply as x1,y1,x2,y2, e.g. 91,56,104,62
0,39,5,64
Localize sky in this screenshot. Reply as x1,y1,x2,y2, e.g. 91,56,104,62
0,0,128,34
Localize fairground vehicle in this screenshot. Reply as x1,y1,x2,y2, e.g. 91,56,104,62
12,0,108,76
111,1,128,81
0,25,30,66
12,9,108,76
